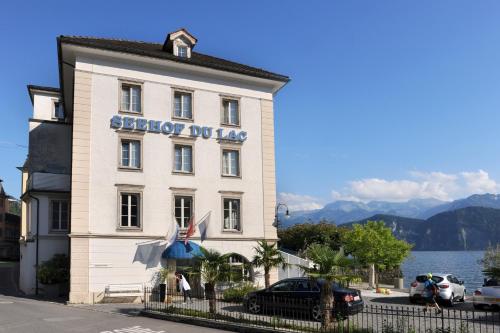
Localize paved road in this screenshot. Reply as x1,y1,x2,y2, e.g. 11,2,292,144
0,295,226,333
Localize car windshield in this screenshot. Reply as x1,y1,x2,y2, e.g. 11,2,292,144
485,279,499,287
416,275,444,283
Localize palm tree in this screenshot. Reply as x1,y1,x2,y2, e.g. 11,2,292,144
194,247,231,314
251,240,286,288
300,243,359,330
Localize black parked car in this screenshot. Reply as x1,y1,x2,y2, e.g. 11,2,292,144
243,278,363,321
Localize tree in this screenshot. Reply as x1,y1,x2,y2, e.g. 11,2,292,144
300,243,359,329
194,248,231,314
343,221,412,288
278,223,348,253
252,240,286,288
481,244,500,280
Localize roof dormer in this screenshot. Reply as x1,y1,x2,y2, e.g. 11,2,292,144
162,28,197,59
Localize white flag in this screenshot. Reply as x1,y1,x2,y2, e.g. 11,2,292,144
198,211,211,242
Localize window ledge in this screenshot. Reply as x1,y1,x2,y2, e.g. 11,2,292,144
222,230,243,234
221,174,242,179
118,167,143,172
171,116,194,123
172,171,195,176
220,123,241,129
116,227,143,232
119,110,143,116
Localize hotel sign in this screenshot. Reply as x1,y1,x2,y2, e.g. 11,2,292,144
110,115,247,142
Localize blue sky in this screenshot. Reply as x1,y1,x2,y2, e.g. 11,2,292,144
1,1,500,209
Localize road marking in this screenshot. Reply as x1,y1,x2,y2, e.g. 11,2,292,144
0,301,14,304
100,326,165,333
43,316,82,322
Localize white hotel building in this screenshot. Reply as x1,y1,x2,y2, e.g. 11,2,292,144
19,29,289,303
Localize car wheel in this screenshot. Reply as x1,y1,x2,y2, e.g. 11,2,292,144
311,304,322,322
473,304,483,310
447,293,455,307
247,297,261,314
409,297,417,304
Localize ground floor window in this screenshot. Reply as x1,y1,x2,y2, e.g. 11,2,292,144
175,195,193,229
223,198,240,231
50,200,68,231
120,193,140,228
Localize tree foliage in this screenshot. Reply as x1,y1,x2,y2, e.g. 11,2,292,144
299,243,359,329
278,222,348,253
481,244,500,280
343,221,412,272
252,240,286,288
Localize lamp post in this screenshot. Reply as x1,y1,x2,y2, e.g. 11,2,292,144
273,203,290,229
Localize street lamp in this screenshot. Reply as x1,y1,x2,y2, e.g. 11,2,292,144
273,203,290,229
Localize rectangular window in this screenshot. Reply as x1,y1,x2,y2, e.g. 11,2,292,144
222,149,240,177
223,198,240,231
173,91,192,119
121,139,141,169
174,195,193,229
53,101,64,120
120,193,140,228
178,46,188,58
174,144,193,173
51,200,68,231
121,84,141,113
222,99,239,126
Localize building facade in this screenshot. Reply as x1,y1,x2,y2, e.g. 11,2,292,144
19,29,288,303
0,181,20,260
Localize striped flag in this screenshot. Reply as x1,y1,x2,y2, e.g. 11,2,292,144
165,221,179,250
184,215,195,245
198,211,211,242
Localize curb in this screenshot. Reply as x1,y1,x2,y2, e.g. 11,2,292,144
140,310,280,333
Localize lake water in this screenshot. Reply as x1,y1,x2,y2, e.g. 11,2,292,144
401,251,485,294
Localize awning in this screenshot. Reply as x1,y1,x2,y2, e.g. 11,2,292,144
162,241,202,260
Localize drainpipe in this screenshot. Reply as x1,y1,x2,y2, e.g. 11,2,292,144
28,194,40,296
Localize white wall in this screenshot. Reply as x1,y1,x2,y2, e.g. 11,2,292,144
19,195,69,295
32,93,60,120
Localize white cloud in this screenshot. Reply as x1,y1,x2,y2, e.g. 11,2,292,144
330,169,499,203
277,192,324,211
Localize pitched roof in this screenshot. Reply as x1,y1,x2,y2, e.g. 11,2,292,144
58,36,290,83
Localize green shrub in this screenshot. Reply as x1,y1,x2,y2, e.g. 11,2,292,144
222,282,258,302
38,254,69,285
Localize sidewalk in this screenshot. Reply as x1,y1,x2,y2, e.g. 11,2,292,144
69,302,144,316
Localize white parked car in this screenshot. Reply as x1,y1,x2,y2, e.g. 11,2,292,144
473,278,500,310
409,273,466,306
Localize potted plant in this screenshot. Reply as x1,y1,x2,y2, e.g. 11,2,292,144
38,254,69,298
393,267,404,290
157,267,171,302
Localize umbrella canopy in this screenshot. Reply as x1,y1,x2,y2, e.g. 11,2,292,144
162,241,202,260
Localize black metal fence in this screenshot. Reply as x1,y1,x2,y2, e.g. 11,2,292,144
143,287,500,333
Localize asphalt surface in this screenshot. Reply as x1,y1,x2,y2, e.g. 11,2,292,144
0,295,227,333
0,263,226,333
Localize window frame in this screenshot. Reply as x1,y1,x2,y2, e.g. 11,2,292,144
221,195,242,233
220,96,241,127
119,80,144,115
172,141,195,175
49,199,69,233
116,186,143,231
221,146,241,178
51,99,65,120
118,135,143,171
173,194,195,230
172,88,194,121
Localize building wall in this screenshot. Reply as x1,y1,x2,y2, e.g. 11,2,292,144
68,54,279,302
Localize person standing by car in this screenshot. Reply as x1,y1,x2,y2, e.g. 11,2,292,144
175,271,193,304
423,273,442,314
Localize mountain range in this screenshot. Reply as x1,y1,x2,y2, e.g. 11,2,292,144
343,206,500,251
282,193,500,226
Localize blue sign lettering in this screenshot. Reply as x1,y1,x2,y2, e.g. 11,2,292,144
109,115,248,142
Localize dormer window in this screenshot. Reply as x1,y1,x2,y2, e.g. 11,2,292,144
178,46,188,58
162,28,197,59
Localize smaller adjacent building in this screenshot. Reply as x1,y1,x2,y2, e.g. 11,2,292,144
0,180,20,260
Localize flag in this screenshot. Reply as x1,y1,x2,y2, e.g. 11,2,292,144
198,211,211,242
184,215,195,245
165,222,179,250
